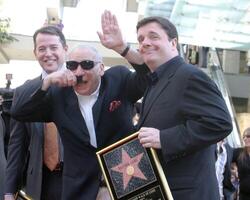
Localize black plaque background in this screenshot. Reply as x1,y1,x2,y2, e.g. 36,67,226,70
103,138,156,198
97,133,171,200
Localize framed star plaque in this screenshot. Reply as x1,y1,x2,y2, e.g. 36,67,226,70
96,132,173,200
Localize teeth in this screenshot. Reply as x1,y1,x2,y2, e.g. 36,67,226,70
46,60,54,64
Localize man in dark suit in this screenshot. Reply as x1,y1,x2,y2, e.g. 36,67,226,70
10,43,149,199
99,11,232,200
4,26,67,200
0,114,6,200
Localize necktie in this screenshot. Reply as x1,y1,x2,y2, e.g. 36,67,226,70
43,122,59,171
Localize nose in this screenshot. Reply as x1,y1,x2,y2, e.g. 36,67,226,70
75,64,85,75
139,38,151,51
44,48,53,56
142,37,151,46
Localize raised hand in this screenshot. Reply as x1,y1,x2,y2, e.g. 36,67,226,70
97,10,126,53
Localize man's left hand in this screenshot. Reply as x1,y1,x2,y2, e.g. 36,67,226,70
138,127,161,149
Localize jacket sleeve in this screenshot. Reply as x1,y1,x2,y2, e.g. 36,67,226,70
125,63,150,103
10,79,52,122
160,69,232,161
4,118,29,194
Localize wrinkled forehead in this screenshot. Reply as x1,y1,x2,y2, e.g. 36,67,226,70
68,48,97,61
137,22,169,41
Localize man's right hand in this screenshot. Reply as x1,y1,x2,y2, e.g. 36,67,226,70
42,69,77,91
4,194,15,200
97,10,144,65
97,10,127,54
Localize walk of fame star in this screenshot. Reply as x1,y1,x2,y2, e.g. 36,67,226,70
111,148,147,190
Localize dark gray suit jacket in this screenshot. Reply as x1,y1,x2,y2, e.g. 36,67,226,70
137,56,232,200
10,65,149,200
0,115,6,200
5,77,45,200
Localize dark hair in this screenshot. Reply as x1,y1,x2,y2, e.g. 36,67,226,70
33,26,67,49
136,16,178,42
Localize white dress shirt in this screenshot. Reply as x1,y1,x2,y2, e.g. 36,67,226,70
76,83,100,147
215,142,227,200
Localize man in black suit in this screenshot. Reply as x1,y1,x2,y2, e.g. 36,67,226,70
98,11,232,200
0,113,6,200
4,26,66,200
10,43,149,199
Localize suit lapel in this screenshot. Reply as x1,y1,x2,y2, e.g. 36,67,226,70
138,58,184,128
92,81,105,128
138,75,172,127
64,88,89,137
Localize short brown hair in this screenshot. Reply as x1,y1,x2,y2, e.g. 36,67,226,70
33,26,67,49
136,16,178,42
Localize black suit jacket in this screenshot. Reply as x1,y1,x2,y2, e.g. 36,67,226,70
11,65,149,200
0,115,6,200
5,77,46,200
137,56,232,200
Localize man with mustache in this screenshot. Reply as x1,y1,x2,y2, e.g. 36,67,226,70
10,42,149,199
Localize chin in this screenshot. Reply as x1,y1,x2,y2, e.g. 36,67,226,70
74,87,89,96
45,66,58,73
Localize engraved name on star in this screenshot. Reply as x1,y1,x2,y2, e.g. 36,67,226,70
111,148,147,190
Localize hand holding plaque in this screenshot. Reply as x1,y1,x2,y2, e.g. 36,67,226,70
96,132,173,200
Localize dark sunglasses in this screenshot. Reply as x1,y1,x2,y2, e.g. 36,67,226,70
66,60,100,71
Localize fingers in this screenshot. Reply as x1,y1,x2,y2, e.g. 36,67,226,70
112,14,118,27
138,127,161,149
102,10,112,33
97,31,103,41
101,10,117,33
101,11,107,32
139,136,153,148
51,70,76,87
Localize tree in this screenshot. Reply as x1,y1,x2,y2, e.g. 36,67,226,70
0,17,18,44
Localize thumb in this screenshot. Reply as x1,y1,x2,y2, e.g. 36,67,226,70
97,31,104,41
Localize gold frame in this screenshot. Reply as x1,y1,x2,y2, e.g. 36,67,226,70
15,190,32,200
96,132,173,200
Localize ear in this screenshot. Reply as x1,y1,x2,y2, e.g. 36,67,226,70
33,49,38,59
171,38,177,48
99,63,105,76
64,45,68,52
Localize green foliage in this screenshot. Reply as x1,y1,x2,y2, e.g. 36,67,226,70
0,17,18,44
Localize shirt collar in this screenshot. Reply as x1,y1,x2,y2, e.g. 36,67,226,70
147,71,158,86
147,56,182,85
